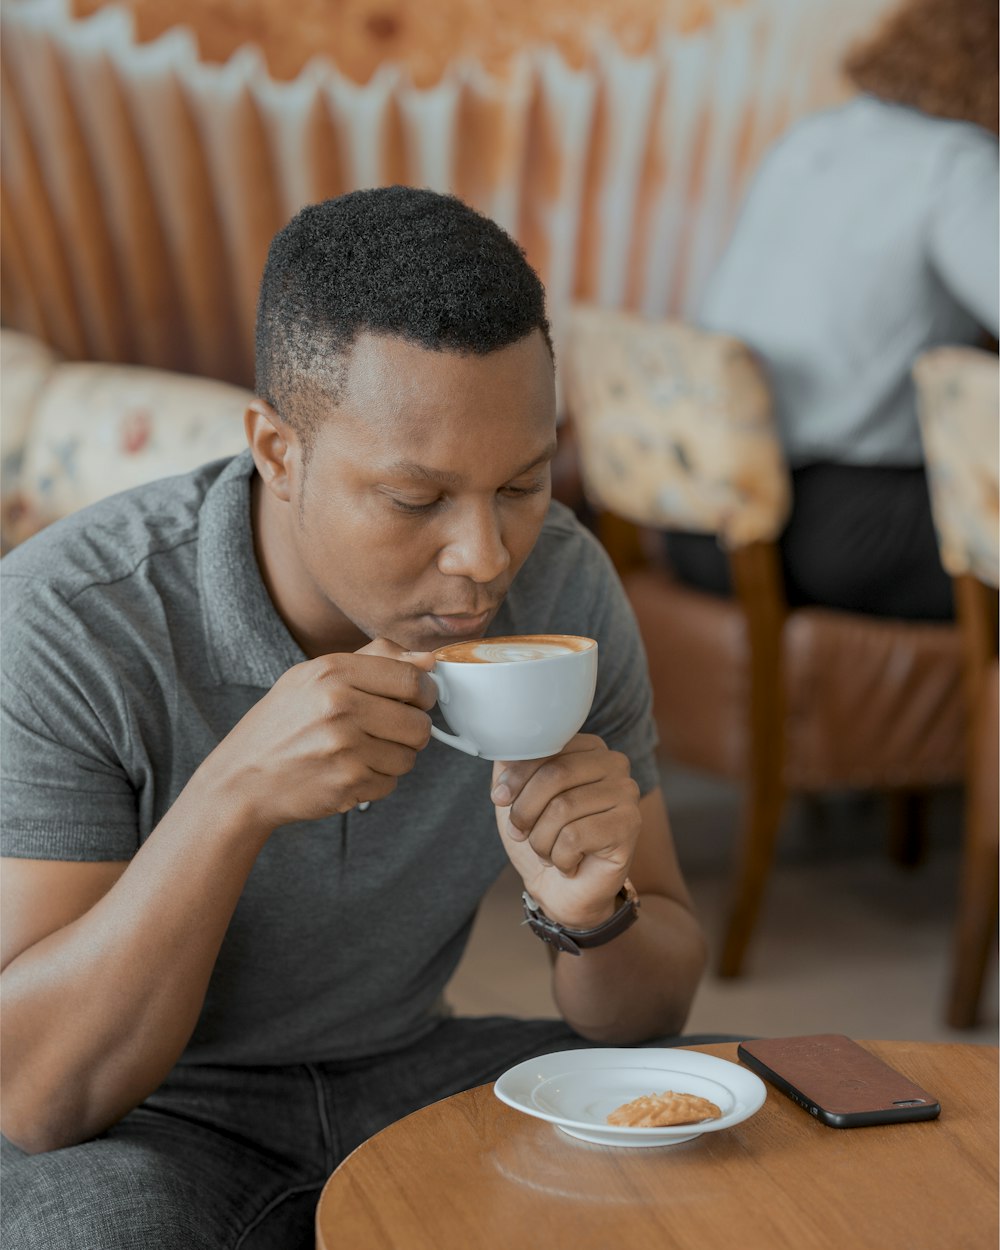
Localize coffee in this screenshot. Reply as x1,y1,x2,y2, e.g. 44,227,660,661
436,634,596,664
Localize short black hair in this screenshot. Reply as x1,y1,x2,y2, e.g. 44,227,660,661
255,186,552,445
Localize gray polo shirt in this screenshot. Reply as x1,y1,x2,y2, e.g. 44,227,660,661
1,451,658,1066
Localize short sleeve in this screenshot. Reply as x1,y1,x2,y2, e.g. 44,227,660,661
928,130,1000,336
576,534,661,796
1,576,139,861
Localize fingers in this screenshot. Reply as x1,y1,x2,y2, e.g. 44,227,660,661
356,697,432,752
490,734,596,806
492,736,640,876
493,736,622,829
333,740,421,806
329,767,402,814
399,650,438,673
226,645,442,827
514,782,622,870
311,652,434,796
305,671,433,757
359,637,438,674
356,637,412,660
319,730,424,813
313,652,439,712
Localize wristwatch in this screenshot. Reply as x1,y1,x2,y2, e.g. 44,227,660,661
521,879,640,956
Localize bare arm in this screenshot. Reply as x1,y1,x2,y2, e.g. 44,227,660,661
0,643,436,1154
1,775,268,1154
493,740,707,1043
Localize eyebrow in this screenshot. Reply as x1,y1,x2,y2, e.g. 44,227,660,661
383,441,558,487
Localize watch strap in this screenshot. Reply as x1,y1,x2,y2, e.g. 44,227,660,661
521,879,639,956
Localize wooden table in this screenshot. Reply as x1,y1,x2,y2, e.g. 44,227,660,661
315,1041,998,1250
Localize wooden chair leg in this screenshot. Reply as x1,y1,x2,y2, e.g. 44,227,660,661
718,778,787,978
721,541,788,979
947,841,999,1029
947,664,999,1029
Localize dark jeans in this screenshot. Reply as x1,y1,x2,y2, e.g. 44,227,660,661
665,463,954,621
1,1016,742,1250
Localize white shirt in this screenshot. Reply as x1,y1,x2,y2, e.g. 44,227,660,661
699,95,999,467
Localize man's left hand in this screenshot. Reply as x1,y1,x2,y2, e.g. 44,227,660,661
490,734,641,932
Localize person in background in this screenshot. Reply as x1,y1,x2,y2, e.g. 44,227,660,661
666,0,998,621
0,187,706,1250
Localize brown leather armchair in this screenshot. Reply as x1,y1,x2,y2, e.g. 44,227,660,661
915,346,999,1029
564,305,966,978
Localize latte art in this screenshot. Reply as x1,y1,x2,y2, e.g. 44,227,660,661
468,641,574,663
436,634,595,664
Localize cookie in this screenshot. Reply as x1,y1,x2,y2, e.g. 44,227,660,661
607,1090,722,1127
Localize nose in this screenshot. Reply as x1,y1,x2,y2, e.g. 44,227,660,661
436,500,511,583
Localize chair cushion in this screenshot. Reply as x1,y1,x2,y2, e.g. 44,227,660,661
624,568,966,790
624,568,750,779
782,608,965,790
17,361,251,525
0,331,62,462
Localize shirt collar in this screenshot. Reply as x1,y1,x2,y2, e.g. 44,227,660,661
198,450,306,688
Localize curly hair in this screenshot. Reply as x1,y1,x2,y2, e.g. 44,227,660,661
255,187,552,450
843,0,998,135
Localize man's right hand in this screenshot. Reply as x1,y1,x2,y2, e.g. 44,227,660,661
203,638,438,830
0,638,440,1152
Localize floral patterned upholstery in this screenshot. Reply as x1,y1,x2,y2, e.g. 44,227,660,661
1,331,251,550
1,332,62,514
914,346,999,589
562,305,791,549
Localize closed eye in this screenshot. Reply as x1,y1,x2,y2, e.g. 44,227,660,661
500,480,547,499
390,497,441,515
387,478,547,516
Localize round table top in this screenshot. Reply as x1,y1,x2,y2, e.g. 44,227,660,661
315,1040,999,1250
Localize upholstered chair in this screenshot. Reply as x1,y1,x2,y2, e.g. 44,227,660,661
564,305,966,978
914,346,999,1029
1,330,250,551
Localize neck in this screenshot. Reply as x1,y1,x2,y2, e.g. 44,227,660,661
250,473,368,658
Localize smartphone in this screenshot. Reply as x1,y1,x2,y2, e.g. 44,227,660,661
737,1034,941,1129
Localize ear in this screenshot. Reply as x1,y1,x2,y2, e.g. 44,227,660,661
245,400,299,503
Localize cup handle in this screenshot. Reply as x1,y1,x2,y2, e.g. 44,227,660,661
427,671,481,757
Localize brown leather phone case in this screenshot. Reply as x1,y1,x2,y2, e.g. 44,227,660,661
738,1034,941,1128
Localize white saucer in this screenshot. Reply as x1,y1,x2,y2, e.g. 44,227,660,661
494,1047,767,1147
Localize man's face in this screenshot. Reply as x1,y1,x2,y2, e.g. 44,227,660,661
279,329,557,653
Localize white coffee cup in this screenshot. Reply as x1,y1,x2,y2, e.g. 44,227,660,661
427,634,598,761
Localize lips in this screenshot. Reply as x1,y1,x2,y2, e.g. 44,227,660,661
428,610,492,636
430,607,492,630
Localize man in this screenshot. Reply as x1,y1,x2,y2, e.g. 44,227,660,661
1,187,706,1248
